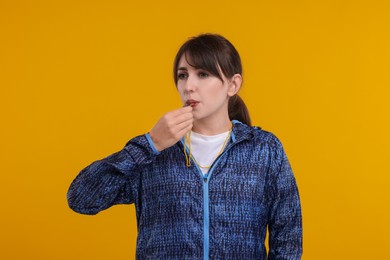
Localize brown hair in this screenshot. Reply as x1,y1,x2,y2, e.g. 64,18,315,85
173,33,252,126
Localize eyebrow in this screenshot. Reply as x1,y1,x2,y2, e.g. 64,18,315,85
178,66,205,71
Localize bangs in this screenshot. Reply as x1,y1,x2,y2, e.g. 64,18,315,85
183,48,224,82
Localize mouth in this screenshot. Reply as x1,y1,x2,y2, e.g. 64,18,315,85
185,99,200,107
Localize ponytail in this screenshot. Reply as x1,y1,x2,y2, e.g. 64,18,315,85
228,95,252,126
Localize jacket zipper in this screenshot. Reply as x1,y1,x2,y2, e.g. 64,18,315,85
181,139,236,260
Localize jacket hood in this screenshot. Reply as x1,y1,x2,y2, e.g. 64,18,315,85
230,119,260,144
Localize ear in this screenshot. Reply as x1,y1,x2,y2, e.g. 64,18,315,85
227,74,242,97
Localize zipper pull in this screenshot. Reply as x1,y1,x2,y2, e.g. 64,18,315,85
204,177,208,183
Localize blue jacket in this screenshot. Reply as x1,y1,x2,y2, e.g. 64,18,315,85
67,120,302,259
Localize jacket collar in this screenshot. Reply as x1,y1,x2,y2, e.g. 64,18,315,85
230,119,254,144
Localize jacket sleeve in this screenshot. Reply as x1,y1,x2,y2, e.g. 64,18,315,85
267,135,303,259
67,133,160,215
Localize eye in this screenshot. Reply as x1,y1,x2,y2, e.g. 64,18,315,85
177,72,188,80
199,71,209,78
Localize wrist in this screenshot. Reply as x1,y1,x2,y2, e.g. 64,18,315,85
145,133,161,154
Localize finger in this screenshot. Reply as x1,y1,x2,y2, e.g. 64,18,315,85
176,122,193,138
174,117,193,132
169,106,193,117
172,111,193,126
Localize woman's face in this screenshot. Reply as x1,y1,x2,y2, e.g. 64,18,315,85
176,54,234,121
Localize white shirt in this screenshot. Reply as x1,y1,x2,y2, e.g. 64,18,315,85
189,130,230,175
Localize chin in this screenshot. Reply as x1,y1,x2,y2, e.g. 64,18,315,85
193,111,214,121
192,112,205,120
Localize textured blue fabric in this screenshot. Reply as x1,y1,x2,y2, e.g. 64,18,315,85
67,120,303,259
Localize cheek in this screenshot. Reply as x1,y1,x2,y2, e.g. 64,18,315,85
205,83,227,100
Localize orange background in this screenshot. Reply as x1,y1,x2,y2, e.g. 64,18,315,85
1,0,389,259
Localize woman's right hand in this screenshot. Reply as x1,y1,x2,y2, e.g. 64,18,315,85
149,106,193,152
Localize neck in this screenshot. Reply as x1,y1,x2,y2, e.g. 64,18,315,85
192,113,232,136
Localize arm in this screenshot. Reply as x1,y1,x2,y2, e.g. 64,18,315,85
66,134,159,215
67,105,193,215
267,136,303,259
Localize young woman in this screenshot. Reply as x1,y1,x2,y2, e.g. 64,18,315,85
67,33,303,259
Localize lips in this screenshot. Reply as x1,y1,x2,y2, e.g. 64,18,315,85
186,99,200,107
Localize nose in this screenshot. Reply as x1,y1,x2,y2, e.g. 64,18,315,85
184,75,197,93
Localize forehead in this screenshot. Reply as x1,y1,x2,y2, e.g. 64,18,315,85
177,54,195,70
